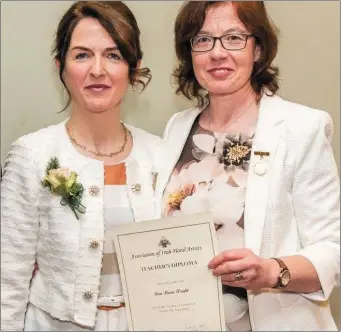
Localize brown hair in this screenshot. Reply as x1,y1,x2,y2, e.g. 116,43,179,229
52,1,151,111
173,1,280,106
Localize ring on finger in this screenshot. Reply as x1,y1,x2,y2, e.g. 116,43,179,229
234,271,244,281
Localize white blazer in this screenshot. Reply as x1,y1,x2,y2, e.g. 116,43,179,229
1,121,164,330
155,93,340,331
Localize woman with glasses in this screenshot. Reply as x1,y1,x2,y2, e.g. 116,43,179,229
157,1,340,330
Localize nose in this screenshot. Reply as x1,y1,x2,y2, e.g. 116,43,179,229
210,39,228,60
90,55,105,78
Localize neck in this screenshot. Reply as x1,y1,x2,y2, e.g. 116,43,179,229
208,84,258,126
66,104,125,153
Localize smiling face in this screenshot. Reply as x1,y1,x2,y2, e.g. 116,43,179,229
191,3,260,97
62,17,130,114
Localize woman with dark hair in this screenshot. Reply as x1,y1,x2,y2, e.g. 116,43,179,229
157,1,340,330
1,1,162,330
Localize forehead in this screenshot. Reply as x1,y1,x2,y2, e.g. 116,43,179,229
201,3,247,33
70,17,116,47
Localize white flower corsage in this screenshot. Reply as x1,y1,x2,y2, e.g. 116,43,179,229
41,157,86,220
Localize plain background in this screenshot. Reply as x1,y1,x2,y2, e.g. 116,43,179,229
1,1,340,327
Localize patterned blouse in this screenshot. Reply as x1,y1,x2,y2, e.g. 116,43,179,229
162,115,255,331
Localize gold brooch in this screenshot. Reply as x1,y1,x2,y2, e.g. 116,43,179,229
254,151,270,157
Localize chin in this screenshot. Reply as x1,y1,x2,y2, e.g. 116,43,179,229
205,76,251,96
87,109,109,114
203,80,230,94
208,83,248,96
208,88,234,96
84,107,108,114
84,102,113,114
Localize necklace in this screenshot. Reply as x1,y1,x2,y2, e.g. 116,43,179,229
207,100,256,153
65,123,128,158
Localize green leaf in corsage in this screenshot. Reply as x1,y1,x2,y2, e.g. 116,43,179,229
42,157,86,220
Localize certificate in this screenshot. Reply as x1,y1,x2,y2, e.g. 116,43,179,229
109,212,226,331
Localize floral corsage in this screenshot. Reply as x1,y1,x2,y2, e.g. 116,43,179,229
41,157,86,220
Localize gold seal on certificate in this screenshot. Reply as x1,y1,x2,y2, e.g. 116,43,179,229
109,213,226,331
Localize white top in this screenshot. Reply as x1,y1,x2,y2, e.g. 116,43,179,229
24,168,134,331
1,121,164,330
100,185,134,298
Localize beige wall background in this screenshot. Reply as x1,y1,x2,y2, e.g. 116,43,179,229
1,1,340,327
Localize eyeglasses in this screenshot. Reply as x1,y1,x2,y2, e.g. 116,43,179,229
190,33,254,52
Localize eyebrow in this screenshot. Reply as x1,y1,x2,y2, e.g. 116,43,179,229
70,46,119,52
198,27,247,35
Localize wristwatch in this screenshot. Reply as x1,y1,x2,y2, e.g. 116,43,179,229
271,257,291,288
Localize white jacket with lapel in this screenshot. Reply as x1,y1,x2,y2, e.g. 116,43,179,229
156,93,340,331
1,121,164,330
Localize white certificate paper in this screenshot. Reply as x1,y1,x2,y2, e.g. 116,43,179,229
110,213,226,331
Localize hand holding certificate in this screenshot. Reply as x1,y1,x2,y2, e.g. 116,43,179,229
109,213,225,331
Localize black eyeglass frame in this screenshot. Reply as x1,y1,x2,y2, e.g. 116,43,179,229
190,33,254,52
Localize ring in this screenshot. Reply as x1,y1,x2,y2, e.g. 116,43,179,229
235,271,244,281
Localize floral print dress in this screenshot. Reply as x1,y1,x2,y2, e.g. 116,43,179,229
162,115,255,331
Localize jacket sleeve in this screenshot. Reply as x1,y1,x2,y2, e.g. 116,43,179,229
1,138,40,331
293,112,340,301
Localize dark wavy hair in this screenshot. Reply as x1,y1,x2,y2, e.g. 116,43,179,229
173,1,280,106
52,1,151,111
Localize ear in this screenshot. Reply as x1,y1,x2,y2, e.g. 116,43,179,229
254,45,261,62
136,59,141,69
55,59,60,70
131,60,142,83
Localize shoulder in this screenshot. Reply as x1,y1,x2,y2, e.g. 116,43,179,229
167,106,202,125
3,122,65,186
126,124,165,169
7,122,66,167
12,122,65,153
164,106,203,139
280,96,331,125
127,124,163,149
267,94,334,140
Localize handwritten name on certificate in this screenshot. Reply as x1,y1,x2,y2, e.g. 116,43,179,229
110,213,226,331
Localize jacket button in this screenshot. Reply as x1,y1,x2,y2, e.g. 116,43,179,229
83,289,94,300
89,239,99,249
131,183,141,192
88,185,100,196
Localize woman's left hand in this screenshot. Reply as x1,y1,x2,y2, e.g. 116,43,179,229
208,248,279,291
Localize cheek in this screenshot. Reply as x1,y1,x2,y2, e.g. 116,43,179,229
104,63,130,91
108,64,130,84
192,54,210,85
234,51,256,75
64,64,87,91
